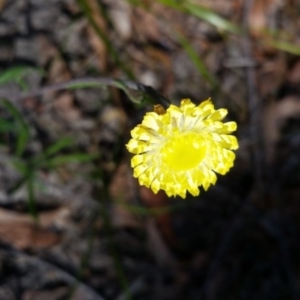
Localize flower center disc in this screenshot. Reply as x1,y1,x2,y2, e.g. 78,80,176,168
161,132,207,171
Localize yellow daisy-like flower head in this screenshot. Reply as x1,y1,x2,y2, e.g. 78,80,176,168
126,99,238,199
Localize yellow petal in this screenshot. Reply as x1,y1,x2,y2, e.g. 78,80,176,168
126,98,238,198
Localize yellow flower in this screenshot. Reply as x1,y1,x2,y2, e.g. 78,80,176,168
126,99,238,199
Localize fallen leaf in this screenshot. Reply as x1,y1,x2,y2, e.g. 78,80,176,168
263,96,300,162
249,0,282,37
0,208,69,250
53,92,82,121
0,0,6,12
23,287,68,300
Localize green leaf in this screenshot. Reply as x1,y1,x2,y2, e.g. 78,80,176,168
156,0,240,34
176,33,218,87
0,119,15,132
43,153,99,168
0,99,30,156
27,171,38,222
66,82,107,90
0,66,44,90
11,158,28,174
32,137,74,167
42,137,74,157
184,3,240,34
7,167,31,194
266,39,300,56
154,0,181,10
63,78,169,106
77,0,135,79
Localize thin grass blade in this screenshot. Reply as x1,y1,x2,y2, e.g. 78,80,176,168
0,99,30,156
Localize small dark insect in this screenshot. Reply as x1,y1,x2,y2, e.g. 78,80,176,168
153,104,166,115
